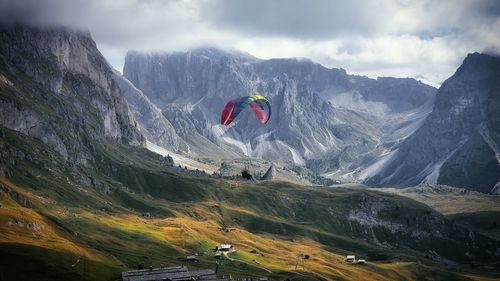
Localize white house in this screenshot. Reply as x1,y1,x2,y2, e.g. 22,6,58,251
345,255,356,263
186,255,198,262
218,244,233,251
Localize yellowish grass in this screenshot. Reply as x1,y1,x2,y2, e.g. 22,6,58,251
0,177,490,280
76,205,431,280
0,178,115,264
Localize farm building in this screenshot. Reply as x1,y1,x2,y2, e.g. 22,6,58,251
217,244,233,251
186,255,198,262
345,255,356,263
240,278,268,281
121,265,229,281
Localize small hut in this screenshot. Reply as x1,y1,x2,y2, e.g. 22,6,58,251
345,255,356,263
186,255,198,262
217,244,233,252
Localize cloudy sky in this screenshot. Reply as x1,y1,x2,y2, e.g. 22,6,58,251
1,0,499,86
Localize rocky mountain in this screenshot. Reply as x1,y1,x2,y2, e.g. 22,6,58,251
123,48,436,178
0,25,143,170
1,24,499,280
363,53,500,192
112,71,188,151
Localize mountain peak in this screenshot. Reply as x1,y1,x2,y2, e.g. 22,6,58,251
189,47,258,61
366,51,500,192
458,52,500,73
126,47,260,64
0,24,112,90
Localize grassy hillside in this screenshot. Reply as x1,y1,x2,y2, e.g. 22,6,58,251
375,186,500,243
375,186,500,215
1,127,499,280
447,212,500,241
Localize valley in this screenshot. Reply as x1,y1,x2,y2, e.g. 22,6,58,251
0,23,499,281
1,127,499,280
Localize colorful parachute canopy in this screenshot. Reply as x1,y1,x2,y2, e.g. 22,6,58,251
221,95,271,126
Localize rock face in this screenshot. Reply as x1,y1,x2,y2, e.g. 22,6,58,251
0,25,143,167
123,48,436,178
364,53,500,192
113,71,187,151
0,182,32,208
260,165,276,180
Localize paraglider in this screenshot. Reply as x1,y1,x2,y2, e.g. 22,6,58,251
241,168,253,180
220,95,271,126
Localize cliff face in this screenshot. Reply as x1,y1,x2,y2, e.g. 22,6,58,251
123,48,436,175
112,71,188,151
0,25,143,167
364,53,500,192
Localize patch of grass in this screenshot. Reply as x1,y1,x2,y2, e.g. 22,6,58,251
374,186,500,215
448,211,500,241
0,243,121,281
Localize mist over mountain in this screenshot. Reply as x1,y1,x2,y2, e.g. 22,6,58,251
123,48,436,181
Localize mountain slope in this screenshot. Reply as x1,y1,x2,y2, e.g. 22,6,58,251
113,71,188,151
375,185,500,241
364,53,500,192
1,126,499,280
1,25,499,280
0,25,142,169
123,48,436,178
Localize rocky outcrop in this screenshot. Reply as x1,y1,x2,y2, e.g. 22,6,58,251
113,71,187,151
365,53,500,192
260,165,276,180
0,25,143,166
0,182,32,208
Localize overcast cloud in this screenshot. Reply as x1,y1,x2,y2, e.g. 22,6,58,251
1,0,499,86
